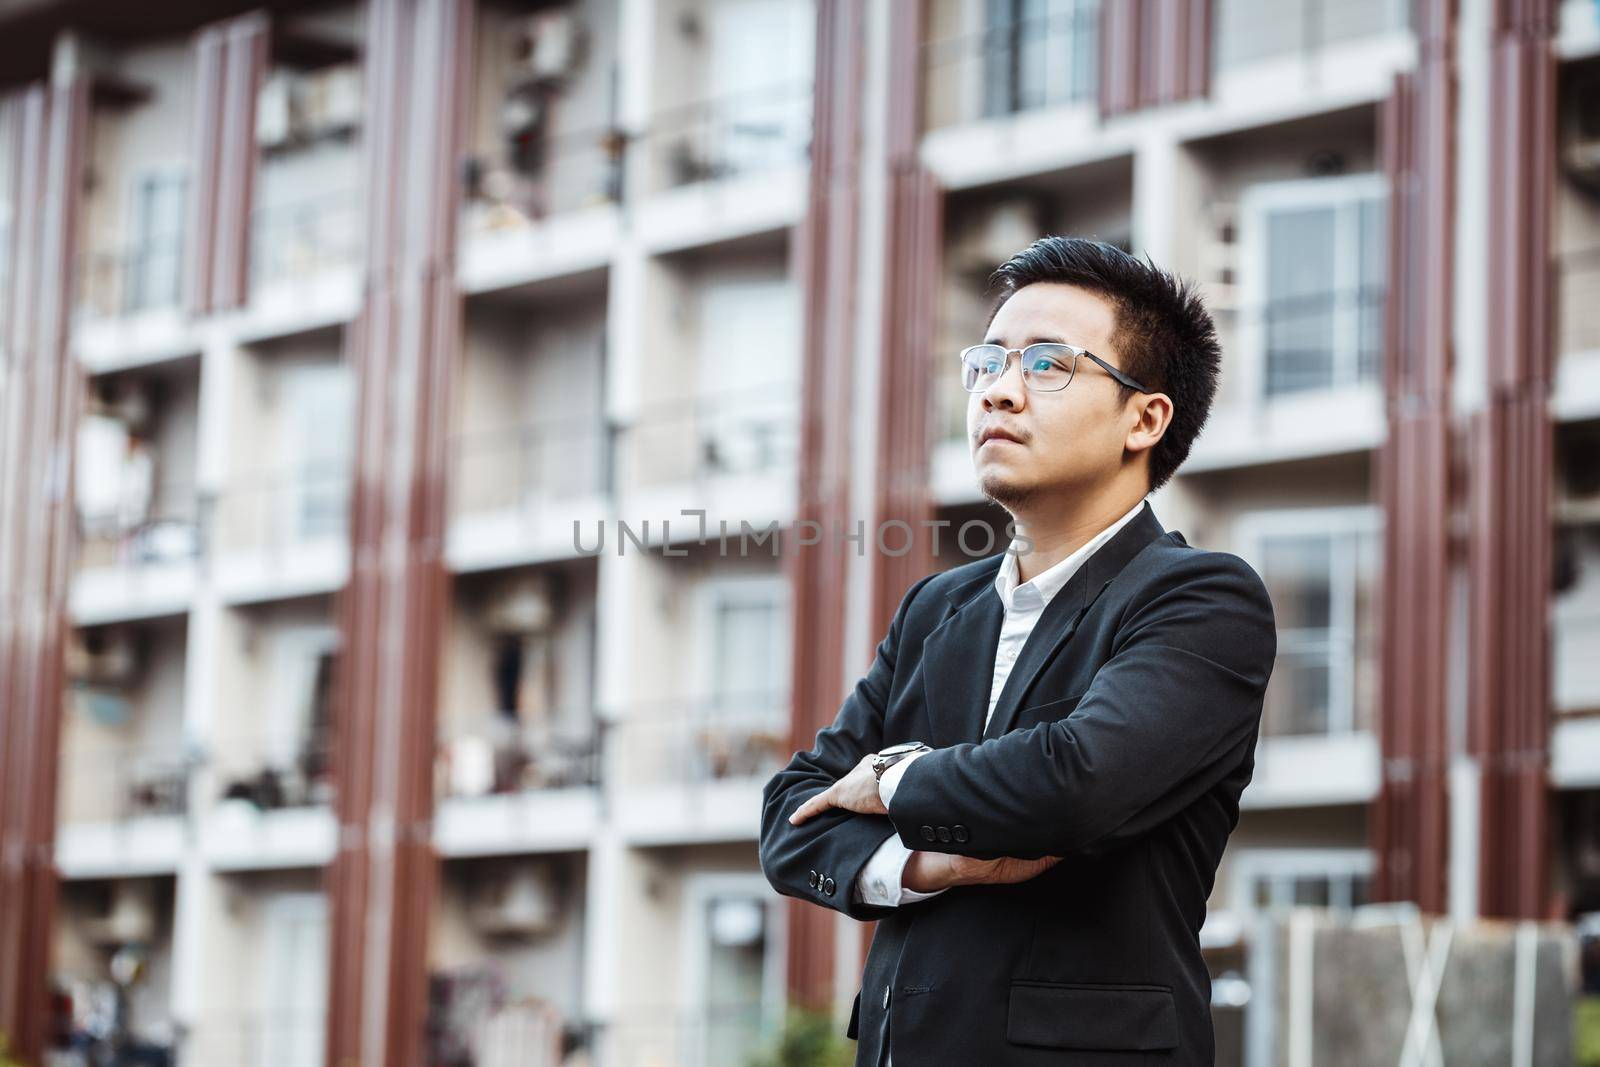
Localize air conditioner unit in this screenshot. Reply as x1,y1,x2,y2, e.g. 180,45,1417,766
946,198,1046,279
257,71,293,147
466,862,559,937
483,571,560,634
514,11,586,84
67,627,142,688
82,879,159,946
1560,66,1600,197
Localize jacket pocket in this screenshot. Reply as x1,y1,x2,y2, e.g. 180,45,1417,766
1005,980,1179,1050
846,989,861,1040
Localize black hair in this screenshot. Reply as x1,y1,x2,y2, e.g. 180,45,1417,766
984,236,1221,494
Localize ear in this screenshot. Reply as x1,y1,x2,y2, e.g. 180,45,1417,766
1123,392,1172,458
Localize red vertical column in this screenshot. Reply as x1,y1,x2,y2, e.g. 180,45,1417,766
323,1,473,1065
786,0,866,1012
1099,0,1211,120
0,70,89,1065
1471,0,1557,920
1372,0,1457,914
187,11,268,315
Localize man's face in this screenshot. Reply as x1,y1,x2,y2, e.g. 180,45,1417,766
967,282,1135,514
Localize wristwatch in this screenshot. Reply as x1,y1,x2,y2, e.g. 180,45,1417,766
872,740,931,781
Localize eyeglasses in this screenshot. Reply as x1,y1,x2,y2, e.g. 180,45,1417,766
958,343,1154,394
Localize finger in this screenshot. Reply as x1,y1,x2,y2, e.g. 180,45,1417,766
789,788,833,825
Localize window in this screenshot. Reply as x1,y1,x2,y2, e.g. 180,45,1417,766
701,0,814,179
1240,175,1386,398
694,576,792,781
1237,507,1381,739
1231,848,1374,918
126,169,187,313
683,873,784,1067
981,0,1099,116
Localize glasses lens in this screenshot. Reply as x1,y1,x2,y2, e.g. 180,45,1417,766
961,345,1008,391
1021,345,1075,391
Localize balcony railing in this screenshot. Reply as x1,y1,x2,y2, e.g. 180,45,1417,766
249,189,362,291
597,1004,782,1067
76,230,187,320
184,1011,327,1067
75,476,202,573
922,0,1100,130
213,729,335,812
1232,283,1386,398
610,689,790,789
1214,0,1409,72
638,79,812,193
448,416,609,522
436,711,603,800
1559,245,1600,359
462,122,626,234
613,383,799,492
56,742,195,825
213,466,351,558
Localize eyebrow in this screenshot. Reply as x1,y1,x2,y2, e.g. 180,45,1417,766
981,334,1069,347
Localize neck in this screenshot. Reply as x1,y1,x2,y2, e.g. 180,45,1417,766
1009,487,1145,586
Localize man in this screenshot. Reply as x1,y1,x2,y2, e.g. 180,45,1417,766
758,237,1277,1065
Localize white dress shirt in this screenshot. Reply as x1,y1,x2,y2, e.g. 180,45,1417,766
852,497,1149,909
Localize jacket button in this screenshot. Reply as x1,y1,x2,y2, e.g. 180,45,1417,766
920,825,935,842
936,826,951,843
952,824,969,843
883,984,891,1008
808,869,818,888
823,877,835,896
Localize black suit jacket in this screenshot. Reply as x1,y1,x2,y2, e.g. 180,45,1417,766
758,500,1277,1065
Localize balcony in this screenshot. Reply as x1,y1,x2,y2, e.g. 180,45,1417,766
205,727,338,870
610,690,789,845
434,712,604,857
212,468,351,602
612,385,799,535
72,478,200,626
1211,0,1413,112
55,744,195,878
244,189,363,337
447,417,610,571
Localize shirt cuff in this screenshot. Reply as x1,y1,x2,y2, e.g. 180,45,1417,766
854,830,948,906
877,748,929,810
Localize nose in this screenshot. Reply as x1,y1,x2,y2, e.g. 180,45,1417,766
980,351,1027,412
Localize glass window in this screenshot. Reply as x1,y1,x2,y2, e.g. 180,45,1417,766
127,170,187,313
982,0,1099,117
1254,518,1380,738
701,893,772,1067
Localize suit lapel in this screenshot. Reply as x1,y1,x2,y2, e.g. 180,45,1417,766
918,562,1005,748
979,500,1168,741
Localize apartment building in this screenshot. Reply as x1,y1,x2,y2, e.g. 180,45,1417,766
0,0,1596,1065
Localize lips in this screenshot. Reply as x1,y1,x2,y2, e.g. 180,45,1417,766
979,428,1024,446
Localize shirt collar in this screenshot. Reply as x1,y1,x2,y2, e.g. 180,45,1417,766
993,497,1149,613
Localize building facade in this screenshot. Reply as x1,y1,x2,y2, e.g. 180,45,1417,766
0,0,1596,1064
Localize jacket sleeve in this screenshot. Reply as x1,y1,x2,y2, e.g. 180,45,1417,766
759,571,940,921
885,551,1276,861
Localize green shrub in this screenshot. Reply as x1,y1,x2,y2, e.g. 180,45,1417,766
1578,996,1600,1067
746,1005,856,1067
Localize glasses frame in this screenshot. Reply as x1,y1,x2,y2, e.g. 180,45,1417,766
958,342,1154,394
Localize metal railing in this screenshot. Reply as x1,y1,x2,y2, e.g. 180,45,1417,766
1213,0,1410,72
609,688,790,789
1235,283,1386,397
613,383,800,492
595,1004,782,1067
636,79,813,193
436,711,603,800
922,0,1100,130
249,189,362,290
56,741,195,825
76,229,187,320
182,1011,327,1067
75,475,202,573
211,466,351,558
448,415,610,522
1558,245,1600,358
462,121,626,234
212,729,336,812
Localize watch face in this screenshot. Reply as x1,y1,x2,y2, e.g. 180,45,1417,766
880,740,924,757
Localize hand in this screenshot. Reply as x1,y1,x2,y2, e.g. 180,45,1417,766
788,755,886,825
904,850,1062,893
